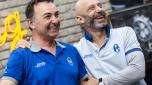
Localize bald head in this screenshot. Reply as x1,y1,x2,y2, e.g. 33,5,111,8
75,0,86,16
75,0,101,16
75,0,108,32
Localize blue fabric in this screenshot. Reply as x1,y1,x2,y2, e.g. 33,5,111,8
84,30,93,42
84,24,111,42
105,25,110,38
3,42,87,85
125,48,142,56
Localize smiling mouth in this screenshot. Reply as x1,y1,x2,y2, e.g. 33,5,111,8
49,27,59,31
95,15,106,21
47,24,60,30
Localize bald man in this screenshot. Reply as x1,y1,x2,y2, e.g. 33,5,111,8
74,0,146,85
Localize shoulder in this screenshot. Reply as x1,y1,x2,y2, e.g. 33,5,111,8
59,42,74,48
73,37,85,47
59,42,81,58
112,26,134,33
11,47,30,55
73,37,85,50
111,26,135,38
5,48,30,68
58,42,78,51
9,48,31,60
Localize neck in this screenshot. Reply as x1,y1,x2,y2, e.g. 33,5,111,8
88,28,106,47
32,33,56,56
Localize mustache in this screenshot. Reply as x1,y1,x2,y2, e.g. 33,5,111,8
93,11,106,18
84,11,106,28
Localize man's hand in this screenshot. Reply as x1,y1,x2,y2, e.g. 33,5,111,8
87,76,99,85
81,76,99,85
16,39,31,49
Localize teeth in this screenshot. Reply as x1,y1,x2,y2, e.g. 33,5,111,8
97,16,104,19
97,17,103,19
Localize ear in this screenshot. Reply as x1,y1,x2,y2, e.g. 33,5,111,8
75,16,85,24
27,19,35,30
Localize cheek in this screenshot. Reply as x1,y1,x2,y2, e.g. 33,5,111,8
56,18,61,24
34,21,44,26
57,17,60,21
39,21,50,28
34,22,48,31
88,11,96,17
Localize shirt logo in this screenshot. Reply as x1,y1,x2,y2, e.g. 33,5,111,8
113,44,120,53
67,57,73,66
35,62,46,68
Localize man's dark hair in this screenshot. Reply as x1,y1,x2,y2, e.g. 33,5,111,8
25,0,54,19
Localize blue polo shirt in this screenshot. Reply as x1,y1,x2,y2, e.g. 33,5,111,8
2,41,87,85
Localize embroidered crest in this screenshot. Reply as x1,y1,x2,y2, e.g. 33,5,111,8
67,57,73,66
113,44,120,53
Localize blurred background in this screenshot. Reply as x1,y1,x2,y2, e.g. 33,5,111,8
0,0,152,84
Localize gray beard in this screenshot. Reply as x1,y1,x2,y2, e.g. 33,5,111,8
84,16,107,31
93,20,107,31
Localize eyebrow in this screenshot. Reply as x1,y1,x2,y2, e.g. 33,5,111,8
43,13,52,16
43,11,59,16
97,2,102,6
55,11,59,15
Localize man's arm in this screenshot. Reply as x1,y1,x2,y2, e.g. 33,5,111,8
0,79,16,85
101,27,146,85
101,51,145,85
1,49,24,85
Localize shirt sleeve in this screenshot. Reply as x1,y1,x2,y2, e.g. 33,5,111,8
102,27,146,85
124,27,142,55
2,49,24,84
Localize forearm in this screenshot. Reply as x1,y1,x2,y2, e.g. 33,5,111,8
102,52,145,85
0,79,16,85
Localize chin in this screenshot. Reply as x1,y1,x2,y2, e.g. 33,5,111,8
53,32,59,36
50,34,58,37
95,23,107,29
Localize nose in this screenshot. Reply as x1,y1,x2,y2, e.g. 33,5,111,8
51,15,60,24
96,5,104,13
